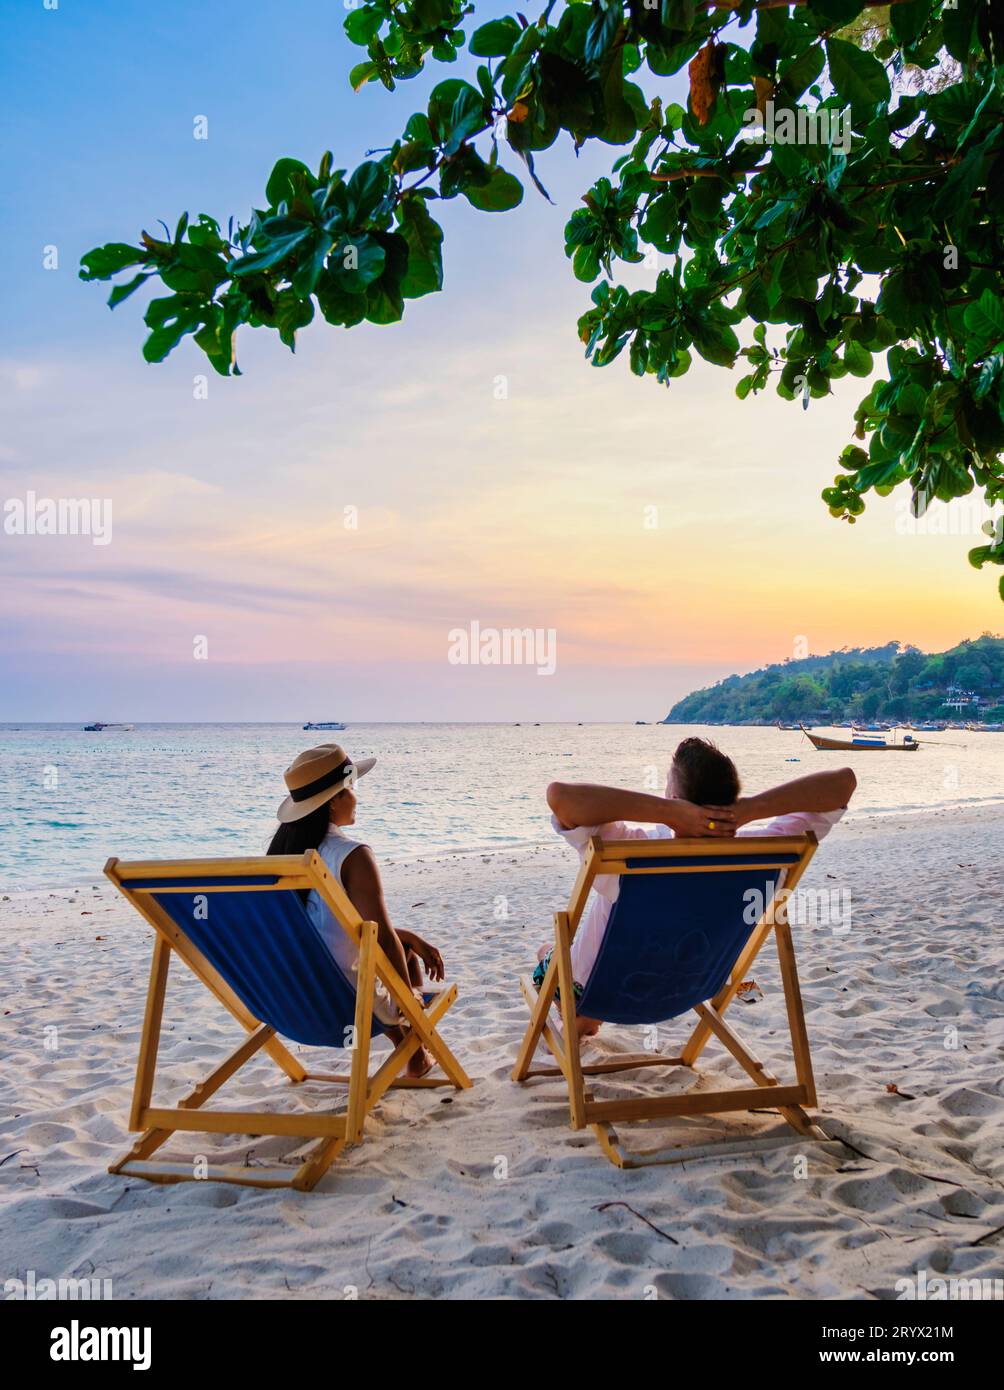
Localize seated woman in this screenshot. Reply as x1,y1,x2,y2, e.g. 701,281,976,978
537,736,857,1040
268,744,444,1078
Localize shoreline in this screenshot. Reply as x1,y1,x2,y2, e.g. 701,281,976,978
5,799,1004,897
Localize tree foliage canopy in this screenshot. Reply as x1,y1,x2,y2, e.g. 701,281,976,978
80,0,1004,594
666,632,1004,721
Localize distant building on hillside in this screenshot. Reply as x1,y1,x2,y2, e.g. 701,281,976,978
943,686,978,711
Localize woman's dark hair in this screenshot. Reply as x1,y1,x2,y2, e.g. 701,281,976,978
672,737,741,805
267,801,332,901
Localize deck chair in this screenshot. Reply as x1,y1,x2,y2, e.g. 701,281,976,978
513,834,821,1167
104,851,471,1191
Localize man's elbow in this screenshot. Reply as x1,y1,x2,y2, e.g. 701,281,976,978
546,781,574,828
839,767,857,805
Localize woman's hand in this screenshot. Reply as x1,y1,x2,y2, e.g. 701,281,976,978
667,800,737,838
405,933,445,982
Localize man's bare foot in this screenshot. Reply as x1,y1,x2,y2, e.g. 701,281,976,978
407,1046,436,1079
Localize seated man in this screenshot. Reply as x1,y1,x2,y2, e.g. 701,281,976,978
537,736,856,1039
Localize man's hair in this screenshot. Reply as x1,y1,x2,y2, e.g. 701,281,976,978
671,737,741,805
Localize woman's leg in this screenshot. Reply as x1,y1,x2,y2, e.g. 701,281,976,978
383,948,436,1079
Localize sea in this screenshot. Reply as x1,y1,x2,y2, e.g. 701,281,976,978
1,722,1002,890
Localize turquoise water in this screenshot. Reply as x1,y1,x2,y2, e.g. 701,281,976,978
1,722,1002,889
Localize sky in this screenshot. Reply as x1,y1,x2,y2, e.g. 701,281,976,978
1,0,1000,722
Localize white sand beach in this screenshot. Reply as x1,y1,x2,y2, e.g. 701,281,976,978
2,804,1003,1301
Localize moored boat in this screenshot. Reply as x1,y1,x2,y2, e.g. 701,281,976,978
303,721,347,731
801,725,919,752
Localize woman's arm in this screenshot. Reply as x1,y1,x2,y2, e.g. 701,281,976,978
340,846,413,983
341,847,444,982
733,767,857,828
546,782,736,837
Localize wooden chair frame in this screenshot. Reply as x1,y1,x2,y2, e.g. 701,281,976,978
512,834,822,1167
104,851,471,1191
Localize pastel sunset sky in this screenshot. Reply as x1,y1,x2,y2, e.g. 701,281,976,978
2,1,998,721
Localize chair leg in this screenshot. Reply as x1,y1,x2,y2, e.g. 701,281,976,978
553,912,587,1130
128,936,171,1131
346,921,377,1143
774,918,818,1108
512,950,559,1082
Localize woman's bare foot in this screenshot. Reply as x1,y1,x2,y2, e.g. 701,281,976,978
576,1016,601,1040
407,1045,436,1079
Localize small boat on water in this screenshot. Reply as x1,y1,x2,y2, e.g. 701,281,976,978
83,722,134,732
776,721,801,731
303,721,347,731
966,722,1004,732
801,725,919,752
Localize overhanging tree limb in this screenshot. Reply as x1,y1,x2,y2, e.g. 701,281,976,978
79,0,1004,595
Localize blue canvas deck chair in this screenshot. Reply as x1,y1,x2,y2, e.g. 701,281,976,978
105,851,471,1191
513,834,821,1166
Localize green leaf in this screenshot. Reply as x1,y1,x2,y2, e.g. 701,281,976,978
941,0,978,62
446,84,489,155
691,316,740,367
843,340,873,377
330,234,386,293
79,243,146,280
349,61,379,91
107,272,151,308
469,18,521,58
344,7,382,47
855,458,905,490
346,161,390,223
193,306,239,376
808,0,865,25
274,290,315,350
316,272,368,327
825,37,890,119
463,167,523,212
265,158,315,209
142,297,201,363
777,44,825,102
398,197,444,298
964,290,1004,346
572,242,601,282
229,229,311,276
889,0,932,47
839,444,869,470
160,244,229,295
291,231,335,297
429,79,485,148
585,1,621,66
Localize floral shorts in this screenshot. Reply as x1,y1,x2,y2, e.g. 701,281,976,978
531,948,583,1005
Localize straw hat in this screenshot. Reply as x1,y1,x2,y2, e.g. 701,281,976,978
277,743,376,823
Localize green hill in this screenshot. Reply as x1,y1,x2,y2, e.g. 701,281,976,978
665,636,1004,726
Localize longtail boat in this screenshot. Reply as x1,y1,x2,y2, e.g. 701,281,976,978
800,725,919,752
